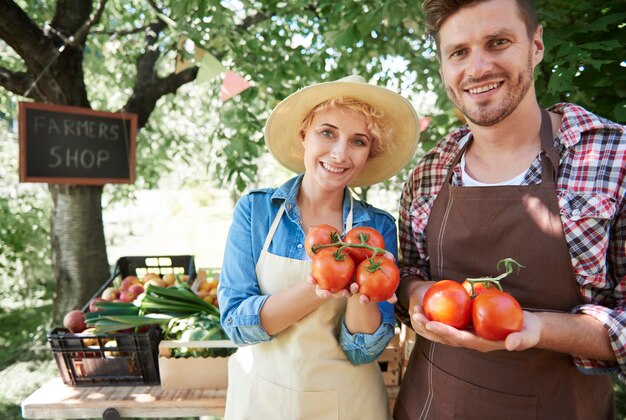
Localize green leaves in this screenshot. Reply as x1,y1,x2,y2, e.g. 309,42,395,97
536,1,625,123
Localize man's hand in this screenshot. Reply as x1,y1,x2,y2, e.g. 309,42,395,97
408,279,542,352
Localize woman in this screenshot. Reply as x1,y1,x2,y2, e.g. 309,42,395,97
218,75,419,419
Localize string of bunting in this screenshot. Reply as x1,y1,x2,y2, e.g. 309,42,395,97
175,36,251,102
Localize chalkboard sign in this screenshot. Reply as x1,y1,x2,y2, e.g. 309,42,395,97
19,102,137,184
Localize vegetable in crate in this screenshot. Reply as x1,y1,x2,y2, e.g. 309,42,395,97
86,279,221,334
164,313,235,358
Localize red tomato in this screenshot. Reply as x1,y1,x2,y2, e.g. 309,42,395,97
355,256,400,302
304,224,340,259
472,289,523,341
462,280,495,297
343,227,385,264
310,248,355,292
423,280,472,329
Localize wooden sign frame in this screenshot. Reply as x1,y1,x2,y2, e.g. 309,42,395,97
19,102,137,185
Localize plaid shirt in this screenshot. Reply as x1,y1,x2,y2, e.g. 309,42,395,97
398,103,626,381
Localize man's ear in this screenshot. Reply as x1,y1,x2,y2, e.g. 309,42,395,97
532,25,545,66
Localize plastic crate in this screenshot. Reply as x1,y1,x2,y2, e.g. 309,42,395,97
50,255,194,387
48,327,162,386
82,255,196,312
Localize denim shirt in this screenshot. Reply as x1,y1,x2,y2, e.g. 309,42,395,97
218,174,397,365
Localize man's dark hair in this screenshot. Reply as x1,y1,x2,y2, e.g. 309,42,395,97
422,0,538,48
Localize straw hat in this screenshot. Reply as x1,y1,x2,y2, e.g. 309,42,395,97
264,75,420,187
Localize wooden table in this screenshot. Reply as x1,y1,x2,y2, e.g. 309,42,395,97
22,378,399,419
21,378,227,419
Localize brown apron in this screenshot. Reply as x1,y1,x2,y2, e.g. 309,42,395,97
394,110,615,420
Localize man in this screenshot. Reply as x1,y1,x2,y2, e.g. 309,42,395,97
394,0,625,418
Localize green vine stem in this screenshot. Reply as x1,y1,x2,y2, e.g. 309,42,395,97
311,233,387,263
464,258,525,293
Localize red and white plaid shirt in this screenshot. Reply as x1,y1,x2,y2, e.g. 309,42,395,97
398,103,626,381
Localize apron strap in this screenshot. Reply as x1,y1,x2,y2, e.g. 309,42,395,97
261,202,286,253
346,192,354,232
539,108,558,183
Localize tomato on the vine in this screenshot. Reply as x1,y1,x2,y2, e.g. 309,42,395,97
423,280,472,329
310,248,355,292
343,227,385,264
462,280,495,298
355,256,399,302
472,289,523,341
304,224,340,259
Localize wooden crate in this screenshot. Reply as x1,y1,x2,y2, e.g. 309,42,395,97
377,331,402,386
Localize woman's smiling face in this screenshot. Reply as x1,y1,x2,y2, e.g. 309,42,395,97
301,107,372,192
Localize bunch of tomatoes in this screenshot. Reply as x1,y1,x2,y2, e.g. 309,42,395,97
305,225,399,302
423,258,524,341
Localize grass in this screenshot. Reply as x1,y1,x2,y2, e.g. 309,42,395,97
0,301,56,420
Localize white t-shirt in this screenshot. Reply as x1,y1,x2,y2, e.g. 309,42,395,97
460,151,527,187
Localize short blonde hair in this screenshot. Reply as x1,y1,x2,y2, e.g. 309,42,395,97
298,97,394,158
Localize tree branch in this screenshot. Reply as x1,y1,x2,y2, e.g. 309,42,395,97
71,0,108,46
0,0,57,72
91,24,152,37
51,0,93,37
0,66,32,96
239,11,270,31
135,20,167,90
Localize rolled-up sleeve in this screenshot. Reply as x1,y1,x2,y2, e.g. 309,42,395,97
340,301,395,364
218,195,272,345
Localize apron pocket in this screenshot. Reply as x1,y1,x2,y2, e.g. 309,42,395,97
250,375,339,420
429,361,538,420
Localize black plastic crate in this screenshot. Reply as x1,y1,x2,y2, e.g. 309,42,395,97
50,255,195,386
48,327,162,386
82,255,196,312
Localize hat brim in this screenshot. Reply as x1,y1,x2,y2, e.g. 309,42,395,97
264,80,420,187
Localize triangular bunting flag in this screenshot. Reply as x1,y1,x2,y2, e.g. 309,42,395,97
196,52,226,84
220,71,251,102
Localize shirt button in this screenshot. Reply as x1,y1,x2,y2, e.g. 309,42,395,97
572,209,581,216
226,318,233,324
287,204,292,209
297,244,303,249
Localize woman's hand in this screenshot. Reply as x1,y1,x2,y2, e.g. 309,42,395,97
350,282,397,305
307,275,350,298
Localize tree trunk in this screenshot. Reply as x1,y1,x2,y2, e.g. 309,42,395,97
49,184,110,323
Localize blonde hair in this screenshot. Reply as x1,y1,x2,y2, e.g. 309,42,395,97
298,97,394,158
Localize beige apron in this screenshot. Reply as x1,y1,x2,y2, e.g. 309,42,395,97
225,198,390,420
394,109,615,420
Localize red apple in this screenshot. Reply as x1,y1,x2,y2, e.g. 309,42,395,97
119,290,137,303
89,297,106,312
101,287,119,301
63,309,86,333
128,284,145,295
120,276,140,291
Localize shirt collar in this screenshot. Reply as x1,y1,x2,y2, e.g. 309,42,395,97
548,103,614,148
269,174,371,231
